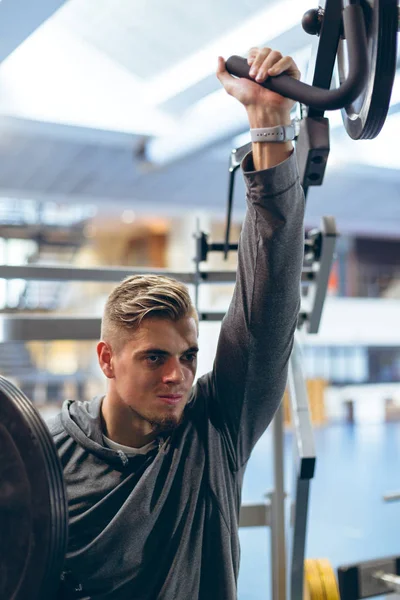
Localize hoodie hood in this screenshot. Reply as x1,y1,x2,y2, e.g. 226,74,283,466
60,397,170,467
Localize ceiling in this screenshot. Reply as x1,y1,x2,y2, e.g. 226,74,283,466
0,0,399,237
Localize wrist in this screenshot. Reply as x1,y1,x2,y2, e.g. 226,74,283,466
246,106,292,129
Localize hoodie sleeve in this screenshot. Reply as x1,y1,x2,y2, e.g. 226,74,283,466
208,150,304,471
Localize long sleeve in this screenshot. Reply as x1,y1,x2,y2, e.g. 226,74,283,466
207,149,305,471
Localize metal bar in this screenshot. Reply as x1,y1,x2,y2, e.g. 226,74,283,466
287,338,317,600
230,143,252,169
0,265,318,292
288,339,317,462
0,309,310,341
224,166,236,260
238,503,271,528
298,0,341,197
0,264,237,284
290,479,312,600
194,222,201,310
271,404,286,600
210,243,238,253
0,230,84,245
0,316,102,342
199,312,226,322
223,141,252,259
0,261,319,285
307,0,343,119
307,216,338,334
383,492,400,503
374,572,400,594
0,313,230,341
297,117,330,193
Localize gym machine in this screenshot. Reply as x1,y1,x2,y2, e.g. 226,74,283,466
224,0,398,254
1,0,399,598
224,0,399,596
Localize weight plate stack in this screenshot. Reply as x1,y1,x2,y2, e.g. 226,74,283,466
339,0,398,140
0,376,68,600
305,558,341,599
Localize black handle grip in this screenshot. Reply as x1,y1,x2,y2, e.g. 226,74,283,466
226,4,368,111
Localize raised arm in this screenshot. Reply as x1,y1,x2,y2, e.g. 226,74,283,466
206,49,304,470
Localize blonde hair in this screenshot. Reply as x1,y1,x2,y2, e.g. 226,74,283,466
101,274,198,350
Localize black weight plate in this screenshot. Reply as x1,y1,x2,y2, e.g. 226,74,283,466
0,376,68,600
339,0,398,140
0,425,32,600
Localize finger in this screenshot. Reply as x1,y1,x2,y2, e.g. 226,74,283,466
249,47,271,78
268,56,301,81
216,56,227,78
255,50,282,82
216,56,236,94
247,47,259,66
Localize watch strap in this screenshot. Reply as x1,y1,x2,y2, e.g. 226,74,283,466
250,123,296,143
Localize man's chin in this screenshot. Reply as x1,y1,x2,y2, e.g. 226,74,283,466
148,411,184,434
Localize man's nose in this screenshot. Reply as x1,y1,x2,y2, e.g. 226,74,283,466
162,359,184,383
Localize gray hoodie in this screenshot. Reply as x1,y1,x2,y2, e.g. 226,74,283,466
48,151,304,600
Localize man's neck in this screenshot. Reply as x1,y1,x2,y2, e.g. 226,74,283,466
100,394,158,449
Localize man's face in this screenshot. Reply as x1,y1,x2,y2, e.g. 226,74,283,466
106,316,198,436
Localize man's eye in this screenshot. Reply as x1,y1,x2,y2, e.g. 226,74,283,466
147,355,160,364
184,354,197,362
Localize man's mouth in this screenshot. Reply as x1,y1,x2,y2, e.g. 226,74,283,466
157,394,183,405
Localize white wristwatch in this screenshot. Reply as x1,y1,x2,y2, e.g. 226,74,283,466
250,121,297,143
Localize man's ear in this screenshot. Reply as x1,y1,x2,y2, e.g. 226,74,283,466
97,341,115,379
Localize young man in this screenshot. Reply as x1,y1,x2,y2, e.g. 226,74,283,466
49,48,304,599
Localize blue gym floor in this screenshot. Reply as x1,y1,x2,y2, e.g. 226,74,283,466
238,422,400,600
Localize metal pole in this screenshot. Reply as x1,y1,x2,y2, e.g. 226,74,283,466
193,219,201,312
287,338,317,600
271,403,287,600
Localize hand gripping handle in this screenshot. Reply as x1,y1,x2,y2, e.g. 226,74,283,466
225,4,368,111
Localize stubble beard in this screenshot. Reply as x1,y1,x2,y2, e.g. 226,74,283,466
148,409,184,434
131,402,186,435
